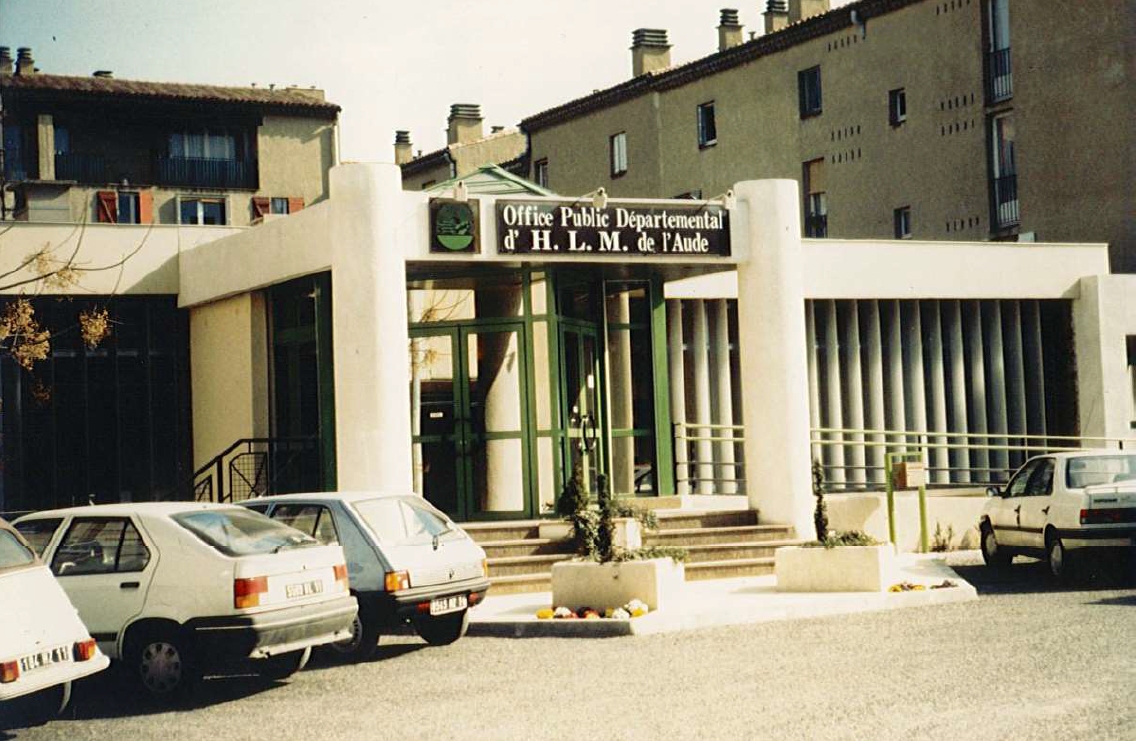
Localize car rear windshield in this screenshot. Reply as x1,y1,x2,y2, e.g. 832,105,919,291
1066,455,1136,489
352,497,455,545
173,508,317,557
0,529,36,570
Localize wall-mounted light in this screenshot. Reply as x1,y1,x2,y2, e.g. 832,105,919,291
578,187,608,210
452,180,468,203
703,189,735,211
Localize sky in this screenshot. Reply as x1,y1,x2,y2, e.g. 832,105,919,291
1,0,851,163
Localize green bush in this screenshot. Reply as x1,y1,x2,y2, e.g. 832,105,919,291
802,530,882,549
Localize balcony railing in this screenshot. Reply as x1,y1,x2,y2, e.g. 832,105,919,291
54,152,109,183
154,156,257,189
992,173,1019,229
804,213,828,238
987,47,1013,103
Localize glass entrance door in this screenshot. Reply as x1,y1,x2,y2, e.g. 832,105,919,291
410,323,531,520
559,321,604,495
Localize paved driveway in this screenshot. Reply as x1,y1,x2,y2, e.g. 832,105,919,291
4,553,1134,741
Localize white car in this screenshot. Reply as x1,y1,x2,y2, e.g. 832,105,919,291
243,492,489,660
0,518,109,718
980,450,1136,579
13,502,358,698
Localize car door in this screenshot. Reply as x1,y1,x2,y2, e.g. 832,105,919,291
47,516,157,652
994,459,1039,547
1018,457,1056,552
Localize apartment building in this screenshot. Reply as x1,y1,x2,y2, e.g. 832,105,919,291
398,104,526,191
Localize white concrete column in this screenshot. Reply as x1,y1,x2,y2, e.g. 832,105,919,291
329,163,413,492
37,114,55,181
691,299,715,495
735,179,812,536
1022,300,1048,439
965,301,990,481
1003,300,1028,470
608,291,636,495
805,301,822,474
712,299,737,494
944,300,971,482
843,301,867,486
821,300,846,485
667,300,689,495
863,300,886,485
924,301,951,484
984,301,1010,478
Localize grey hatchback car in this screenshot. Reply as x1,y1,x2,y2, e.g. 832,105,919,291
242,492,489,660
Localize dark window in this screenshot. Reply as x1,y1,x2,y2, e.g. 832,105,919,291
173,508,316,557
534,159,549,188
894,206,912,238
271,197,289,215
51,518,150,576
889,88,907,126
0,529,35,570
179,197,227,225
118,192,141,224
610,132,628,176
270,504,340,545
14,519,62,557
798,66,823,118
803,158,827,237
697,102,717,147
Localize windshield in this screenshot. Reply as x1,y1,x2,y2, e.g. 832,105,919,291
1065,454,1136,489
173,508,316,557
352,496,455,545
0,529,36,570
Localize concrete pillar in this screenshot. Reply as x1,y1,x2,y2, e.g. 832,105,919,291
843,301,867,486
37,114,55,181
923,301,950,484
735,179,812,537
667,300,689,495
944,300,971,482
1021,300,1048,439
712,299,737,494
329,163,413,492
863,300,886,485
691,299,715,494
821,299,845,485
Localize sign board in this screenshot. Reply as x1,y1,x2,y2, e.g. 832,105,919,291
430,199,479,254
893,460,927,489
495,201,730,258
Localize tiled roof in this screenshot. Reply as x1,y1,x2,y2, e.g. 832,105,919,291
521,0,922,131
0,72,340,116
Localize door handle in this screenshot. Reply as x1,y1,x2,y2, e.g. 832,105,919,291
120,581,140,590
1013,505,1021,514
1041,506,1049,515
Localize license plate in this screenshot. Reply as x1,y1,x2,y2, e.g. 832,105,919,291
19,645,71,674
285,580,324,599
429,594,467,616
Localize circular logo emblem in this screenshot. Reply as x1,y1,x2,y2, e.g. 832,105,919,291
435,202,474,251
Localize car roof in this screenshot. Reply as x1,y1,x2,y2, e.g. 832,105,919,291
14,501,246,520
1037,450,1136,461
244,491,415,505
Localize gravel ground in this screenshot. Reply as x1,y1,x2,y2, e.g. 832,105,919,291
4,553,1135,741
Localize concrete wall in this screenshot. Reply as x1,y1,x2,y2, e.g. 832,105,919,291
401,130,526,192
1073,274,1136,439
256,114,337,216
189,292,270,467
826,491,985,552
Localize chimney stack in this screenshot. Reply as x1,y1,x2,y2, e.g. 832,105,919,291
446,104,483,146
764,1,789,34
631,29,671,77
718,9,744,51
0,47,12,75
394,130,413,165
15,47,34,76
788,0,830,24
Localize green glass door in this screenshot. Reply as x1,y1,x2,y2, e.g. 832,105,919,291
559,320,604,494
410,322,532,520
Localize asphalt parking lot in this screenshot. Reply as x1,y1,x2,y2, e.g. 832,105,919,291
4,553,1134,741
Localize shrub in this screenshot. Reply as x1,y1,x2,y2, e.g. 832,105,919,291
930,522,955,553
802,530,881,549
812,458,828,542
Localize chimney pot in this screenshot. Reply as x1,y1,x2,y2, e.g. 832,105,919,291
394,130,413,165
788,0,829,24
764,0,790,34
630,28,671,77
717,8,744,51
447,104,484,145
0,47,12,74
15,47,34,76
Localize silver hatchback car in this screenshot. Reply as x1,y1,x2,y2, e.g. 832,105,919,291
243,492,490,660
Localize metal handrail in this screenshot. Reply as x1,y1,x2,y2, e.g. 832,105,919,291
193,437,320,503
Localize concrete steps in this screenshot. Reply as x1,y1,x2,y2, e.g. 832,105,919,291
462,508,802,595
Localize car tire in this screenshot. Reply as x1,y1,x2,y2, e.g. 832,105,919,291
258,647,311,681
128,629,199,700
980,524,1011,568
329,612,380,662
415,609,469,646
1046,530,1076,582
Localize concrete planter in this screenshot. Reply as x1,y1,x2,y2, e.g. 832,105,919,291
774,544,896,593
551,557,684,611
538,518,641,549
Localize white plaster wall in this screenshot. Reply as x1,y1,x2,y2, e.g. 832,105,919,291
1073,274,1136,439
826,492,986,553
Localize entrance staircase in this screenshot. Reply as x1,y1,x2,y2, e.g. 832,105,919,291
463,510,802,595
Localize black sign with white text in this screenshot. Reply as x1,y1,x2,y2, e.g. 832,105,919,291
495,201,731,258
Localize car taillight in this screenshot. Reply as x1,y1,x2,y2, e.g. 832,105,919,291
1080,508,1133,524
234,575,269,609
0,661,18,683
333,563,349,591
73,638,98,662
384,570,410,592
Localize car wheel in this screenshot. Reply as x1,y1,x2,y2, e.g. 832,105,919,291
259,647,311,681
980,525,1011,568
130,630,198,699
1046,530,1075,582
329,612,380,661
415,609,469,646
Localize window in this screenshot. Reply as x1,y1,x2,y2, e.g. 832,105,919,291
53,125,70,156
991,114,1018,228
173,508,316,557
168,129,237,160
1005,459,1039,497
271,197,290,214
14,519,62,557
0,529,35,570
252,196,304,221
803,158,827,238
798,66,822,118
270,504,340,546
697,102,717,148
610,132,628,177
894,206,912,238
118,192,140,224
97,190,151,224
534,159,549,188
1128,336,1136,428
352,496,455,545
1024,458,1055,497
51,518,150,576
179,196,227,225
1065,455,1136,489
889,88,907,126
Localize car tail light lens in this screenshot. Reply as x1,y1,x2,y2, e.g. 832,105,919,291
384,570,410,592
0,661,18,683
234,575,269,609
333,563,349,591
73,638,98,662
1080,508,1135,524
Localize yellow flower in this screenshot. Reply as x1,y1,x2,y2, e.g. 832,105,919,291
536,608,555,619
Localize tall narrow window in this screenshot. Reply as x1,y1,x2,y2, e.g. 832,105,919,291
610,132,628,177
803,158,827,238
798,66,823,118
991,114,1018,228
534,159,549,188
987,0,1012,101
1127,336,1136,429
888,88,907,126
893,206,912,238
697,102,717,148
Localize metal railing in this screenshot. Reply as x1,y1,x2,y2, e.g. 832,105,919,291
193,437,321,504
992,173,1019,229
54,152,108,183
154,156,257,189
673,422,745,495
804,213,828,238
811,426,1135,491
987,47,1013,102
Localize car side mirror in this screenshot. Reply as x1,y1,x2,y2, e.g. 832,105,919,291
985,486,1003,498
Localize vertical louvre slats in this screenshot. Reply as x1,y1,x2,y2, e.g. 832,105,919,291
840,301,867,486
821,300,846,484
